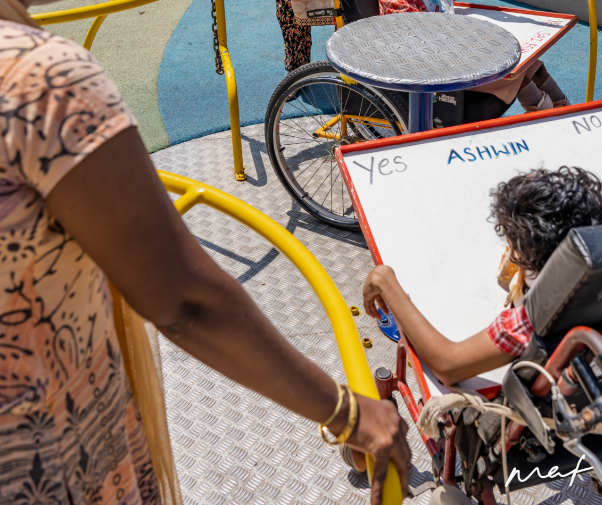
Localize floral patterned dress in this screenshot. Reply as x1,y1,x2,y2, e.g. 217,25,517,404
0,21,160,505
276,0,332,72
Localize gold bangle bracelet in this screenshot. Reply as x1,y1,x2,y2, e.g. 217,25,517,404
321,379,344,427
319,385,358,445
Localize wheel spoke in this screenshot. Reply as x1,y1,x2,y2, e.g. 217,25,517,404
285,89,339,135
294,153,330,179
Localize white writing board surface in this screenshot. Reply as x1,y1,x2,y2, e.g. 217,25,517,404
338,104,602,395
455,5,576,77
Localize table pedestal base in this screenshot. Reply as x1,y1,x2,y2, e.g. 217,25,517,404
409,92,433,134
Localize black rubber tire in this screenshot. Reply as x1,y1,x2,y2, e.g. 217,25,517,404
264,61,344,127
265,61,408,230
264,61,410,135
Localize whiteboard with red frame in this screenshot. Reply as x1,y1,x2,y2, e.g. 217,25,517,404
454,3,578,79
335,100,602,401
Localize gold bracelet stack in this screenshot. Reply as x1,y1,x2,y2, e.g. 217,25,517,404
321,379,345,426
319,384,358,445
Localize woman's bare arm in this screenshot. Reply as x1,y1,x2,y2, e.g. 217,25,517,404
363,265,514,386
45,127,411,504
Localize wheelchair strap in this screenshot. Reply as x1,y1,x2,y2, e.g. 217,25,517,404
418,387,526,438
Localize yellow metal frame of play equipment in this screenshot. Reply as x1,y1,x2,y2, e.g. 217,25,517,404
214,0,246,181
157,169,403,504
586,0,598,102
32,0,159,51
212,0,342,182
313,114,405,140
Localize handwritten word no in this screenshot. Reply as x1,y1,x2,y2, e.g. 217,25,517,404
352,156,407,184
506,455,592,488
573,114,602,134
448,140,529,164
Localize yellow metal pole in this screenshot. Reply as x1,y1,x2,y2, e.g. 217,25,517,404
586,0,598,102
157,170,403,504
214,0,246,181
83,15,107,51
333,0,344,29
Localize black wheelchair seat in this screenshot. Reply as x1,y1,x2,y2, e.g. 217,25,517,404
525,225,602,353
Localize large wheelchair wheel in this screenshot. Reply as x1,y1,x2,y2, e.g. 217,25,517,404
265,61,408,230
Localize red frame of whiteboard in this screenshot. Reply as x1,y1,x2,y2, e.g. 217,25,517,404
454,2,578,78
335,99,602,402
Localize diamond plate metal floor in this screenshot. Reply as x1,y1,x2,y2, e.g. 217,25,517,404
150,125,600,505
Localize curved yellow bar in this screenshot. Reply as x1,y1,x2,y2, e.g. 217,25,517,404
157,169,403,504
83,15,107,51
586,0,598,102
32,0,158,25
33,0,159,51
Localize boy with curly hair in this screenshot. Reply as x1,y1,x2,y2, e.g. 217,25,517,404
363,167,602,386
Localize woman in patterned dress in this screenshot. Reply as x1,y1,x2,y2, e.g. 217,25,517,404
0,0,411,504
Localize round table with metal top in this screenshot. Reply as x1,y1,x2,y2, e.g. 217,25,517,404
325,12,521,133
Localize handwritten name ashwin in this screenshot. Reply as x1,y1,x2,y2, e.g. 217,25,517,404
448,140,529,164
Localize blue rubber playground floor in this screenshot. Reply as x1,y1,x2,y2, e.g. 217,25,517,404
38,0,602,151
157,0,602,147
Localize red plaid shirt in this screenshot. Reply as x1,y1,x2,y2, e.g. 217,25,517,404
487,305,534,357
380,0,428,15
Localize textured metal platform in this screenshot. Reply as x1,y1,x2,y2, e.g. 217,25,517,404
151,124,600,505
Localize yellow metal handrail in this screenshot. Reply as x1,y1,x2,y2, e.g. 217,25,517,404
586,0,598,102
32,0,159,51
33,0,246,178
158,169,403,504
214,0,246,181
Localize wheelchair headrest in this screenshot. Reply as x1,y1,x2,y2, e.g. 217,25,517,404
525,225,602,344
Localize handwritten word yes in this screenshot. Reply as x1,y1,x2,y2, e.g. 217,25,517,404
352,156,407,184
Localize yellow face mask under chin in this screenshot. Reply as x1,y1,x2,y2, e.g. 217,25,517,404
496,246,525,307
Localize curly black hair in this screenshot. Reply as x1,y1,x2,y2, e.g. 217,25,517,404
490,167,602,273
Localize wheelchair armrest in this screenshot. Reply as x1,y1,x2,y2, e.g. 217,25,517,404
532,327,602,397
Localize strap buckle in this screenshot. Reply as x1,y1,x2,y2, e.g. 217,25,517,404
307,7,343,18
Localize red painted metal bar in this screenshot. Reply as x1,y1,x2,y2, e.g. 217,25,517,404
442,428,457,486
398,381,439,456
532,327,602,397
